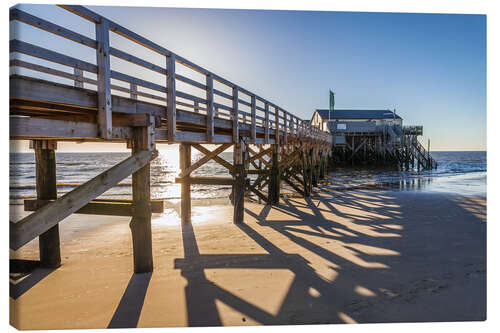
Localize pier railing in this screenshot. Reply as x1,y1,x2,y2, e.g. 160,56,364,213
10,5,331,145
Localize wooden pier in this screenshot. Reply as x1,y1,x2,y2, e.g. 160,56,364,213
330,124,437,170
9,5,332,273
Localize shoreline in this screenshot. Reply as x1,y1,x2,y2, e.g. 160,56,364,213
10,187,486,328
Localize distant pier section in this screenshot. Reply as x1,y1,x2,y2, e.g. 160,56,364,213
310,109,437,170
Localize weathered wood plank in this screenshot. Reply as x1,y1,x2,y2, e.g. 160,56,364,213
10,150,155,250
175,177,234,186
10,8,97,49
24,199,164,216
10,116,133,140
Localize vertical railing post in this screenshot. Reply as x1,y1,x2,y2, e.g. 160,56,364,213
283,111,288,145
206,73,214,142
232,86,239,143
194,100,199,113
95,18,112,140
130,83,138,100
250,95,256,143
74,68,83,88
166,53,176,142
264,102,269,144
274,106,280,145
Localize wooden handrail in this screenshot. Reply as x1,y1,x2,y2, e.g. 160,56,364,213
10,6,332,145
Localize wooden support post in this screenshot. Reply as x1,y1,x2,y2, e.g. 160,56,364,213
180,143,191,224
206,73,214,142
311,148,317,187
268,144,280,205
233,142,246,224
33,140,61,268
95,18,112,140
129,126,154,273
301,149,310,197
167,53,176,142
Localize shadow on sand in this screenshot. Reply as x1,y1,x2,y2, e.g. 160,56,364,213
100,185,485,327
172,186,486,326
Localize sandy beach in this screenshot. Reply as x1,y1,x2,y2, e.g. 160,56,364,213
9,186,486,329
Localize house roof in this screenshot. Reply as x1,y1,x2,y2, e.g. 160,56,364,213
315,109,402,120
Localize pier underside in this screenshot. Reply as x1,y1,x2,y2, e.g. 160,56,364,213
330,132,437,171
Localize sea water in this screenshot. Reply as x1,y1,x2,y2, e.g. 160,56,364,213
9,148,486,205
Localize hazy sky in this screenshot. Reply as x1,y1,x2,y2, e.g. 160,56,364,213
10,4,486,151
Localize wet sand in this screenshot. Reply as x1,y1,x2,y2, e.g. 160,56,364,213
9,186,486,329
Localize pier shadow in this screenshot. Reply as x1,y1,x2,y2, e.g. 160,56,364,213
107,272,153,328
176,185,486,325
9,259,56,300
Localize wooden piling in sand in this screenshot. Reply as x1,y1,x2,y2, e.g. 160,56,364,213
233,143,245,224
129,125,154,273
180,143,191,224
33,139,61,268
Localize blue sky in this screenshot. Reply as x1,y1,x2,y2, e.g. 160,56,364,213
11,4,486,151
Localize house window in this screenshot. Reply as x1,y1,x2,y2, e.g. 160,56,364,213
337,123,346,130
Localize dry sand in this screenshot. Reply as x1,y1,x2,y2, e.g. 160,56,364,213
9,186,486,329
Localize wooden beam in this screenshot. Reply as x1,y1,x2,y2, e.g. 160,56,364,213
24,199,164,216
10,150,155,251
95,18,112,139
10,116,133,140
175,177,234,185
178,143,232,177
